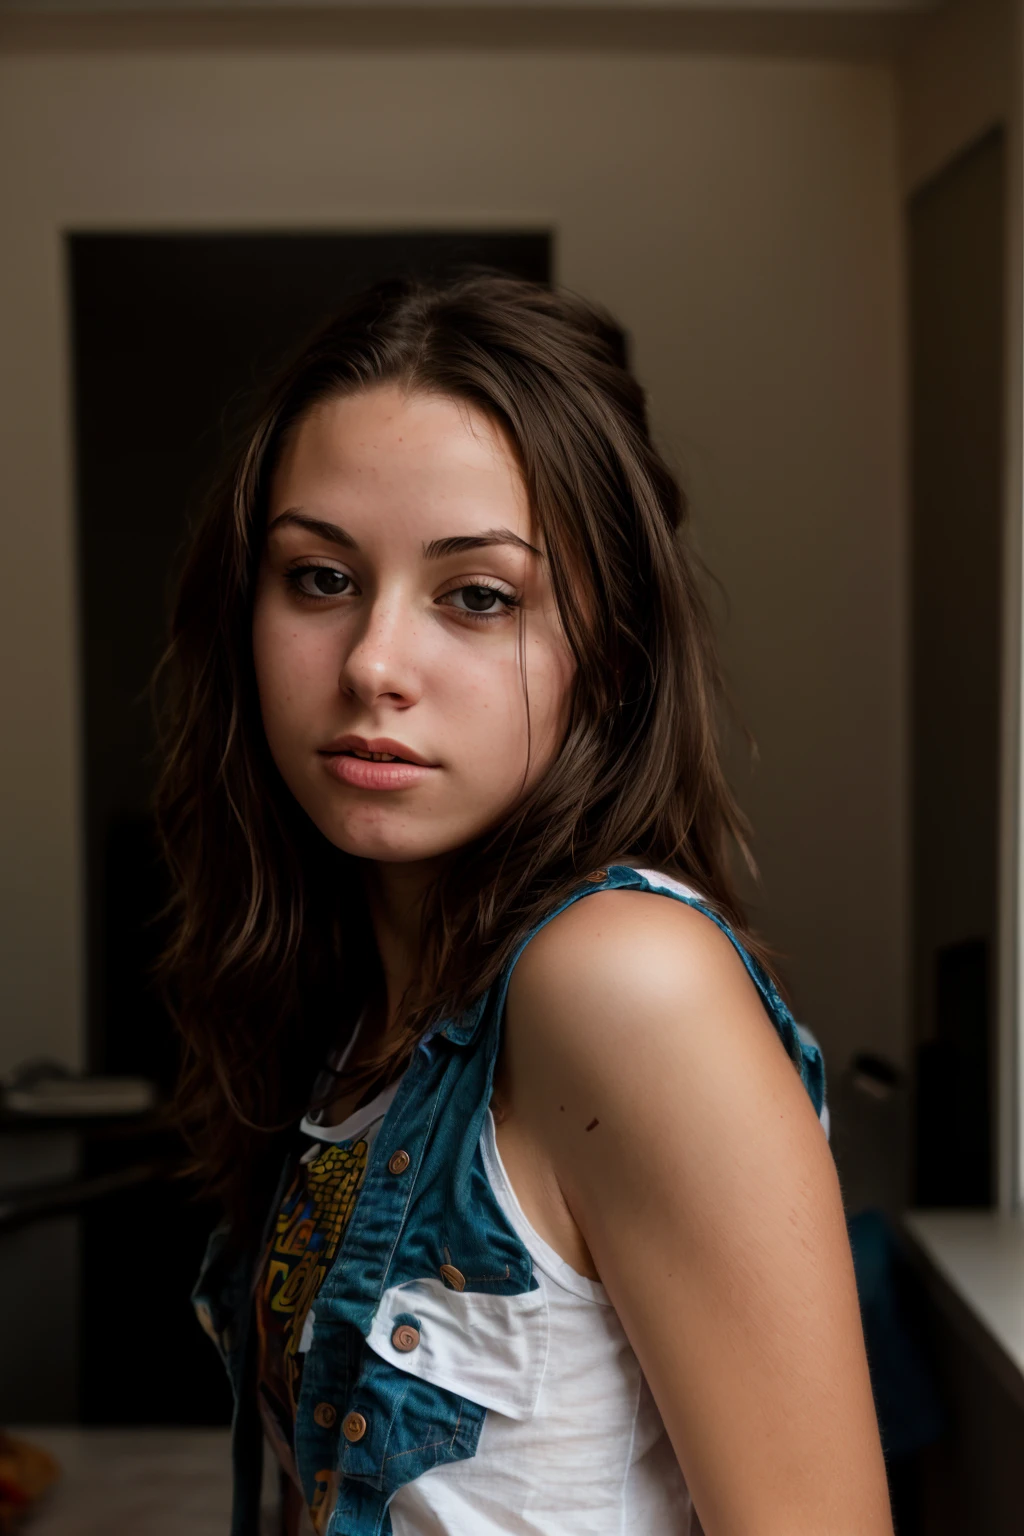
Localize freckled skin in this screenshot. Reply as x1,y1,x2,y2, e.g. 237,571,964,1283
251,386,575,871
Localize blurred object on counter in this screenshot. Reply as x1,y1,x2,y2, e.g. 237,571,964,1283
1,1060,157,1120
1,1428,232,1535
0,1431,60,1533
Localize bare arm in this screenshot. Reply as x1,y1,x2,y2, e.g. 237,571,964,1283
503,890,893,1536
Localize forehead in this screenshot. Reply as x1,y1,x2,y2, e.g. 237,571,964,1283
270,384,531,539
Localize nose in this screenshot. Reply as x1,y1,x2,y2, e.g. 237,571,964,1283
339,593,422,709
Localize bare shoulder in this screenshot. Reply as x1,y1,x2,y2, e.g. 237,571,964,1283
504,886,821,1156
508,887,793,1075
512,886,751,1005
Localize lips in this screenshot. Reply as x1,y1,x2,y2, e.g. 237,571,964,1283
320,734,435,767
319,734,438,792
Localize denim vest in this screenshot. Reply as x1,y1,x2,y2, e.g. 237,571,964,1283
193,864,826,1536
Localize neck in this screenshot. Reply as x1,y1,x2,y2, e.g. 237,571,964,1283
363,858,443,1031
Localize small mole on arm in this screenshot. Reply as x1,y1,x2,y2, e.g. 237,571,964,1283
559,1104,565,1112
585,1118,599,1132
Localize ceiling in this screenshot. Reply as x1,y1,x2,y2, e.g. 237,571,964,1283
0,0,946,58
0,0,944,12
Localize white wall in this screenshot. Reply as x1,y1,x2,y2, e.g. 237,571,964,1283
0,47,905,1085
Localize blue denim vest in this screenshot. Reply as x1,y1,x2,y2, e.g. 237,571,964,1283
193,864,826,1536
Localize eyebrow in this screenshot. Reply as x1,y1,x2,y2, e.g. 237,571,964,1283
423,531,542,560
267,510,541,560
267,510,358,549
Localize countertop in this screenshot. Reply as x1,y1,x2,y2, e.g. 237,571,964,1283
902,1208,1024,1408
11,1427,235,1536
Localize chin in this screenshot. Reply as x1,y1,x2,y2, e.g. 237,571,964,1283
322,809,465,866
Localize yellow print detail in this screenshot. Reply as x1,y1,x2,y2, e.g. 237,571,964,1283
260,1139,369,1378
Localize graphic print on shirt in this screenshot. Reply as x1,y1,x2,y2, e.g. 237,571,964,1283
255,1137,369,1475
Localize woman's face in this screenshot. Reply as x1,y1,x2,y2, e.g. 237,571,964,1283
252,384,575,868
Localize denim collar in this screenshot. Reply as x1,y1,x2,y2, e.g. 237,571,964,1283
437,990,491,1046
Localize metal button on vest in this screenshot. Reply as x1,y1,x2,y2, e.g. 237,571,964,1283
439,1263,466,1291
313,1402,337,1429
587,869,608,882
342,1411,367,1443
387,1149,410,1175
391,1323,420,1353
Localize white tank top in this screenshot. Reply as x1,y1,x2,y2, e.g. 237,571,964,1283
294,1083,697,1535
385,1104,700,1536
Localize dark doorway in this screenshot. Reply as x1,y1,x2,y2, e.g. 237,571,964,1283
68,230,552,1423
908,132,1004,1207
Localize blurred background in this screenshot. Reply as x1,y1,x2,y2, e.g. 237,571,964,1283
0,0,1022,1531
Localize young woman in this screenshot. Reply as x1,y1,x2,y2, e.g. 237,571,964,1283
156,273,893,1536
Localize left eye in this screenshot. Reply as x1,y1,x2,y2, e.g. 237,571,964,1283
444,585,512,614
288,566,353,598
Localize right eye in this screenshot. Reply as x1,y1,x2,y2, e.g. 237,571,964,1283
285,565,356,600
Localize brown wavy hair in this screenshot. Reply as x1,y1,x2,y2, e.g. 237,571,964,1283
153,271,765,1234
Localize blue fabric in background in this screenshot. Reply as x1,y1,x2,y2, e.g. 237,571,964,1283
847,1208,944,1462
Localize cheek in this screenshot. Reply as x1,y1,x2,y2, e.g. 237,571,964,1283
252,602,326,740
438,630,572,787
428,642,521,751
